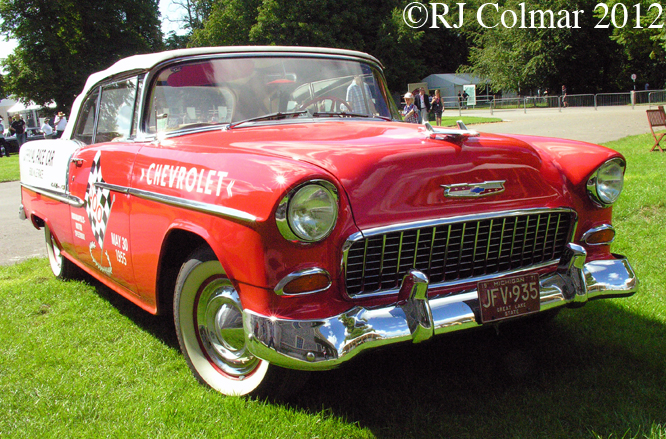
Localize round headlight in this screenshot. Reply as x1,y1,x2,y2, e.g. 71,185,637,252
587,158,625,206
277,181,339,242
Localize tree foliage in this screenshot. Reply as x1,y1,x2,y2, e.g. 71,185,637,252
462,0,631,95
602,0,666,89
188,0,467,93
0,0,162,113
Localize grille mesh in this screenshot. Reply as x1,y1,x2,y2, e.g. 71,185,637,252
345,210,574,297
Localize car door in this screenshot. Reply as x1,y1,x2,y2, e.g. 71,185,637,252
68,77,142,293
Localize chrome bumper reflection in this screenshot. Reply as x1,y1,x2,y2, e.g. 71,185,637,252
244,244,638,371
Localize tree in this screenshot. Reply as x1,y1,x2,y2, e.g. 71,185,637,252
463,0,627,94
189,0,261,47
189,0,441,93
0,0,162,113
601,0,666,89
166,0,213,33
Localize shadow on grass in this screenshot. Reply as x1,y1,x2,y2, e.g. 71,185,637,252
287,301,665,439
81,271,664,438
81,274,180,351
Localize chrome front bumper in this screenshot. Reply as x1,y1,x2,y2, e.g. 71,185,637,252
244,244,638,371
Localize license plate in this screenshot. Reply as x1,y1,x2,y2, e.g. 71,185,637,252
478,273,540,323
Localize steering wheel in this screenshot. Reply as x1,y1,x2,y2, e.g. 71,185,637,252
300,96,351,113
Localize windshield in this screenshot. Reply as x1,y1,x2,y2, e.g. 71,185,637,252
146,56,399,133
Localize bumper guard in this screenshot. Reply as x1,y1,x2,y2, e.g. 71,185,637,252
244,244,638,371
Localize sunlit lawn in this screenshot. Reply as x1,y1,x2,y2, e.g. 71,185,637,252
0,132,664,438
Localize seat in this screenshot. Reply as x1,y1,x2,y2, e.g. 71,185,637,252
646,106,666,152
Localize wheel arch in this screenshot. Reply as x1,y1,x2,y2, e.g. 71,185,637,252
155,228,207,316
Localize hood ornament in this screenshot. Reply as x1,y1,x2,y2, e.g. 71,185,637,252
442,181,506,198
424,121,479,140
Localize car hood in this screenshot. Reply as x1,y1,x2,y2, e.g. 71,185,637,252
213,121,618,230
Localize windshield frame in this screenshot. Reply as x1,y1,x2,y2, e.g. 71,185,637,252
140,53,401,139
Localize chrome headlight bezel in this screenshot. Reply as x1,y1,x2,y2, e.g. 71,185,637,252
276,180,339,243
586,158,626,207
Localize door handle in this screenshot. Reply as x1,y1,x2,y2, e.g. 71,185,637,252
71,158,85,167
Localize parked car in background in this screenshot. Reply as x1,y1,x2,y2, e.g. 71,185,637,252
4,128,45,153
19,46,638,397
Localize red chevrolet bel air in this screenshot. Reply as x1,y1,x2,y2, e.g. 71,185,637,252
19,46,638,397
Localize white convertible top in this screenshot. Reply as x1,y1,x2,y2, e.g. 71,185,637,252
64,46,383,139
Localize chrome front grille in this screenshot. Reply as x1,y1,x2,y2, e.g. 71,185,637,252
344,209,576,297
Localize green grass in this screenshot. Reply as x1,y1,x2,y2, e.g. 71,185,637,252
0,132,665,438
440,115,502,127
0,154,19,182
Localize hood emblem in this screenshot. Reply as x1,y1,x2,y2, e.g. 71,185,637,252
441,181,506,198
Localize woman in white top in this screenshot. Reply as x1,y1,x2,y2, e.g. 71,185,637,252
41,119,54,139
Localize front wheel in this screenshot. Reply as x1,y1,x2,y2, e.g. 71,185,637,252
174,246,304,397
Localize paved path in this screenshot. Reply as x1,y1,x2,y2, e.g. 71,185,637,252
466,105,652,144
0,105,655,266
1,180,46,265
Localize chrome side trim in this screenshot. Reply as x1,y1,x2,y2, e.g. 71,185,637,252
274,268,332,296
581,224,615,246
244,245,638,371
94,182,257,224
21,183,84,208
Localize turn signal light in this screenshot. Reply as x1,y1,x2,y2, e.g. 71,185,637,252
582,226,615,246
275,269,332,296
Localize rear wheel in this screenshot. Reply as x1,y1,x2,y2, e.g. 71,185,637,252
174,246,304,397
45,225,78,279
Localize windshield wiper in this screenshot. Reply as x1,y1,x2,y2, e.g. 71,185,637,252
312,112,391,121
226,110,309,130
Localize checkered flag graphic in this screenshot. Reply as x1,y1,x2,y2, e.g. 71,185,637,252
85,151,113,250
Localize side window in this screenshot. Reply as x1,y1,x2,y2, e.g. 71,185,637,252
96,77,138,143
72,89,99,145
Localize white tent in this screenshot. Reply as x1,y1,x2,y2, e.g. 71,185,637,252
421,73,487,100
6,100,56,128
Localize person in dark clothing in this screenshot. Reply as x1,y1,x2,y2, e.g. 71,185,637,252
10,115,26,150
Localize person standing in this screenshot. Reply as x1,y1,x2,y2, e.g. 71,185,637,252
431,89,443,126
41,118,54,139
54,112,68,138
10,115,26,149
414,87,430,123
345,76,375,114
402,92,419,124
561,85,568,108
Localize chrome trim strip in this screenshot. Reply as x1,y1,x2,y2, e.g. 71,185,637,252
21,184,84,208
351,207,576,239
274,268,332,296
130,187,257,223
581,224,615,246
95,182,257,224
244,247,638,371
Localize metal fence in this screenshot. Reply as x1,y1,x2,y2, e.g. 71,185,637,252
438,89,666,115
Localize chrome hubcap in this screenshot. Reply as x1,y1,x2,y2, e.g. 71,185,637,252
196,279,259,377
